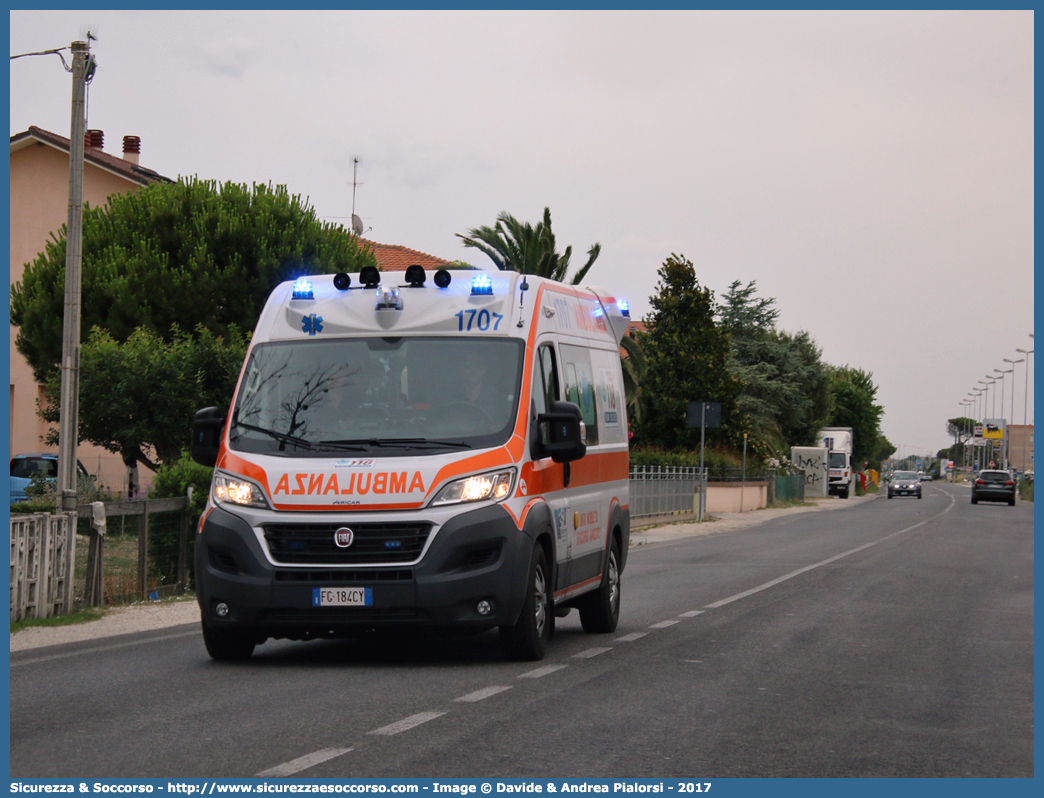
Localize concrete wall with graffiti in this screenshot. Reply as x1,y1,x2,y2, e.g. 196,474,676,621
791,446,829,498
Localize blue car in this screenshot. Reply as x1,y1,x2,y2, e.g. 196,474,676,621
10,453,90,504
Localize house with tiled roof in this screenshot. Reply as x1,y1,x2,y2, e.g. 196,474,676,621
9,126,172,490
358,238,457,272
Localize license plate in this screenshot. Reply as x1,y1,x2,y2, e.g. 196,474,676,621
312,587,373,607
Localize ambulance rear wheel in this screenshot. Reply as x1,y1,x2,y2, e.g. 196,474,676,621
500,544,552,661
202,622,256,661
578,539,621,634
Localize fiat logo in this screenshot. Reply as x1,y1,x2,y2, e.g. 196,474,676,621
334,527,355,548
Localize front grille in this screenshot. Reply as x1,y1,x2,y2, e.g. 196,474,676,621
263,522,432,565
274,569,413,583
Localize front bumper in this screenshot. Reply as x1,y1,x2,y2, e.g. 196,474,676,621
195,503,533,640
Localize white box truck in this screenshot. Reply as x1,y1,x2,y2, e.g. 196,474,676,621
818,427,854,498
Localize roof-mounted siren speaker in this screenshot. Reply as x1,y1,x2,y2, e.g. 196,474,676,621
359,266,381,288
351,214,364,236
433,269,452,288
333,272,351,290
405,265,426,287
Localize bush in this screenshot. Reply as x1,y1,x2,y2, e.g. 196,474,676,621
147,452,214,587
629,445,746,477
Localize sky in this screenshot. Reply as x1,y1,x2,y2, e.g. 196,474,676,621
8,9,1034,460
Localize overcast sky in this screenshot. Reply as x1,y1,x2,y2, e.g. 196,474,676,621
9,9,1034,459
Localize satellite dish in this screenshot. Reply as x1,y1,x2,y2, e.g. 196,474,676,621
351,214,364,236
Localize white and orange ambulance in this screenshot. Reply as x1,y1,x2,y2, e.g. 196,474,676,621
191,265,631,661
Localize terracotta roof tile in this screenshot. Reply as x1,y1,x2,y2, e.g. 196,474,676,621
357,238,456,272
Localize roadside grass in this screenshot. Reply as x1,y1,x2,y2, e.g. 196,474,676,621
10,593,198,635
10,607,107,635
1019,481,1034,502
767,498,817,509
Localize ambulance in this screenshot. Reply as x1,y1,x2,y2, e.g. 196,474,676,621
191,265,631,661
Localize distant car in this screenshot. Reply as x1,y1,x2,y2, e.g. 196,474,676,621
920,472,932,482
10,453,90,504
971,469,1016,506
888,471,922,499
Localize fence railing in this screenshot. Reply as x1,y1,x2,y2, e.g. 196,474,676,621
11,496,192,620
629,465,708,520
10,511,77,621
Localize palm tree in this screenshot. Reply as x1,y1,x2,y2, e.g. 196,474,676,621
620,331,647,426
457,207,600,285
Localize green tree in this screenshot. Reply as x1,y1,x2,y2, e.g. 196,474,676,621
873,433,897,463
718,280,832,454
634,255,743,450
11,177,376,383
826,365,884,463
40,324,248,471
456,207,600,284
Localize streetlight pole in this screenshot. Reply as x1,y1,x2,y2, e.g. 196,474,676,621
1003,358,1024,472
57,37,96,512
995,367,1014,469
1017,346,1033,474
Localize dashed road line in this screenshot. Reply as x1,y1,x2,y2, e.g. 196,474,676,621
615,632,648,642
573,647,612,659
368,711,445,736
255,747,353,777
518,664,568,679
650,620,680,628
454,686,512,703
679,610,705,618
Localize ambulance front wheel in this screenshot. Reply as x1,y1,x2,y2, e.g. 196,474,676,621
202,622,256,661
499,543,552,661
578,538,621,634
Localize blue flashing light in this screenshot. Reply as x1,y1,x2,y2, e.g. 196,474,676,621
292,279,314,300
617,299,630,317
471,274,494,295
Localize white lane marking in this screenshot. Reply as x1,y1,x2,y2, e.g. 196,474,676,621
650,620,680,628
256,748,353,777
454,686,512,703
679,610,705,618
518,664,568,679
368,711,445,736
704,494,957,610
615,632,648,642
10,630,199,667
573,647,612,659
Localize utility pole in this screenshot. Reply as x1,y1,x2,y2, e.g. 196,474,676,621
57,37,95,512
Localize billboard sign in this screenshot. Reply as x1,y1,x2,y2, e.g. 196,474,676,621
983,419,1006,440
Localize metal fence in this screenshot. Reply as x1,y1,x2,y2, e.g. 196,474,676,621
11,497,192,620
629,465,708,520
773,473,805,502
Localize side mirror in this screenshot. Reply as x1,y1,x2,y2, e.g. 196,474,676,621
536,401,587,464
191,407,226,467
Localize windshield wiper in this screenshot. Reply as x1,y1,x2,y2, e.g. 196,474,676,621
232,421,368,452
323,438,472,450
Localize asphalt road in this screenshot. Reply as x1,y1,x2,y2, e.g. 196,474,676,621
10,483,1033,778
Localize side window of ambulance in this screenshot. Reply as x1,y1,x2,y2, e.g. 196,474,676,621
534,344,559,416
559,345,599,446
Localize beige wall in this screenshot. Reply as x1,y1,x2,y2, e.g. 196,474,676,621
705,482,768,513
9,140,148,495
1007,425,1034,473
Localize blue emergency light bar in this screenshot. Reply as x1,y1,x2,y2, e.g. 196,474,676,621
471,274,494,295
292,279,314,300
617,299,630,317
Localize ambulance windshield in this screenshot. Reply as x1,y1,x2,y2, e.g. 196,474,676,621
229,337,525,456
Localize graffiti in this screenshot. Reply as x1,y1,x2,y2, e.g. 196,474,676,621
791,447,828,498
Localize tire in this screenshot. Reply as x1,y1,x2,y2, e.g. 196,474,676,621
202,622,256,661
971,495,978,505
888,493,893,499
500,544,552,661
840,486,849,499
917,492,922,499
578,539,621,634
1008,497,1016,506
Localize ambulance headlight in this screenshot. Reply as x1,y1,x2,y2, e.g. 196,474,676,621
431,469,515,506
212,473,269,509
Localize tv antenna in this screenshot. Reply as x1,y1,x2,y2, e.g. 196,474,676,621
350,157,365,236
